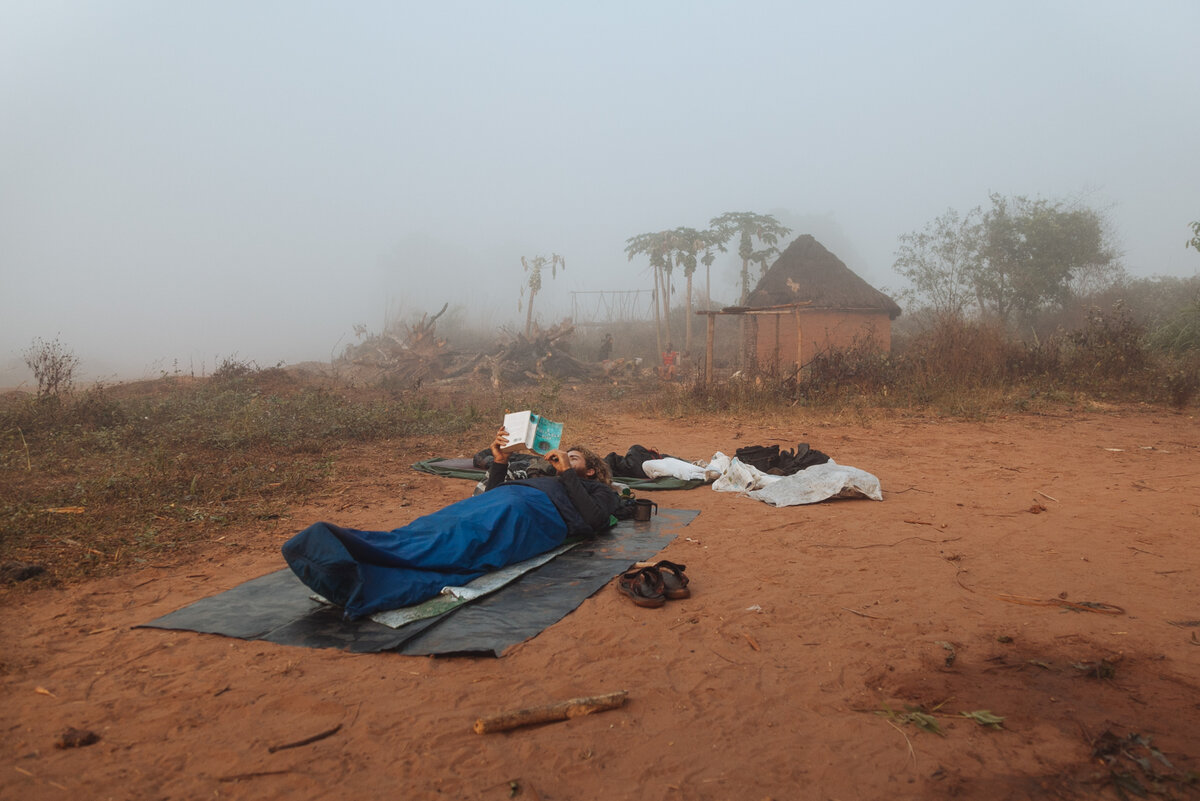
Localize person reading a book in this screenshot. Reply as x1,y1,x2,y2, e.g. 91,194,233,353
485,427,618,534
281,429,620,619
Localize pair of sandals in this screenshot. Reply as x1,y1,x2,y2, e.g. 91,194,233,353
616,560,690,608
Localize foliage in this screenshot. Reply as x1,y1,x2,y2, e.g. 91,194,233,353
877,705,1004,736
6,310,1199,590
212,355,259,380
894,194,1121,324
978,194,1119,321
709,212,792,305
894,208,981,320
1064,302,1147,381
960,710,1005,729
1148,298,1200,354
1188,220,1200,253
875,316,1053,418
877,703,944,736
798,336,897,403
1092,730,1197,800
626,225,729,356
650,303,1198,416
520,254,565,337
0,368,486,583
1119,274,1200,330
669,226,724,352
23,336,80,398
625,229,678,356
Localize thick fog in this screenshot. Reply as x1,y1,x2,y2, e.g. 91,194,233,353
2,1,1198,384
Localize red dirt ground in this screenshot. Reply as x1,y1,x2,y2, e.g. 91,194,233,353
3,408,1199,800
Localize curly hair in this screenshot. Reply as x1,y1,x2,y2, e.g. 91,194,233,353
565,444,612,485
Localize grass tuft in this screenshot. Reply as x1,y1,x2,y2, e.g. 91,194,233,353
0,367,488,583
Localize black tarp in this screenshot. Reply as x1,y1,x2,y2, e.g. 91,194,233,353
140,508,698,656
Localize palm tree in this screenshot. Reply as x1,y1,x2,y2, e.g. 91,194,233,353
709,212,792,305
669,227,723,353
625,231,675,356
520,254,565,337
701,245,718,310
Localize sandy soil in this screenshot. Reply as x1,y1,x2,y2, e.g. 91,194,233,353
3,408,1199,800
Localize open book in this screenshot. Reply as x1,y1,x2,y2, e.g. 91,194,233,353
502,410,563,455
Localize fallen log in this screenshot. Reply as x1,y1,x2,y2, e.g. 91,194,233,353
473,690,628,734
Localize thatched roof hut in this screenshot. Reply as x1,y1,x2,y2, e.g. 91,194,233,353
698,236,901,380
746,235,901,318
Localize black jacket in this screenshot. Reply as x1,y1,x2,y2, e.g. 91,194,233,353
485,461,619,536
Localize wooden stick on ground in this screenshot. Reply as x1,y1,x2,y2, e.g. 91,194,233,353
267,723,342,753
474,691,628,734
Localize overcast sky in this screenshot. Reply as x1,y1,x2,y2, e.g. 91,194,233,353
3,1,1198,383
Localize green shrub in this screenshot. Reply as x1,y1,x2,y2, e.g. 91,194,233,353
1148,301,1200,355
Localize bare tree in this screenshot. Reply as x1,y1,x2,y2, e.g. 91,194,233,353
23,336,80,398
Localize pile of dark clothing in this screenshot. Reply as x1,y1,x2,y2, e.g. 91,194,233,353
602,445,669,480
733,443,830,475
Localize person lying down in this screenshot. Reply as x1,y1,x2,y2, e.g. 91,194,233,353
281,429,621,619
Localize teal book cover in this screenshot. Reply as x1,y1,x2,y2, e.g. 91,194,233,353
502,410,563,455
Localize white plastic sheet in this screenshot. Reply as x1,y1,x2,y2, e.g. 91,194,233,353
710,456,781,493
747,460,883,506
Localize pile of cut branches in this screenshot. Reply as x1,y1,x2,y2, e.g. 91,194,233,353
449,320,602,387
342,304,453,386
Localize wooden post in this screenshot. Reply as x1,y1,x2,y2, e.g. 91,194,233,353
793,307,803,371
751,316,759,374
705,313,715,385
742,315,759,375
773,314,781,373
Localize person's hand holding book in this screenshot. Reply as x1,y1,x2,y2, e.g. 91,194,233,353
491,427,523,465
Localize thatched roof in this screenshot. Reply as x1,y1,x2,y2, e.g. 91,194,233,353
745,235,902,319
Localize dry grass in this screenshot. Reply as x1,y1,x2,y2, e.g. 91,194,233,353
0,368,498,584
2,318,1195,590
648,312,1199,419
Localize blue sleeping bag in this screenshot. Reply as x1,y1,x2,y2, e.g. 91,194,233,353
282,484,567,619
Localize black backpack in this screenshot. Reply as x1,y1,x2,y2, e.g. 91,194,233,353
735,443,830,475
734,444,779,472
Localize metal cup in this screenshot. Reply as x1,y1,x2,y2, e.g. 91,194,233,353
632,498,657,522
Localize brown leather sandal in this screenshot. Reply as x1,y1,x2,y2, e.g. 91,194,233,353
653,560,691,599
616,567,666,608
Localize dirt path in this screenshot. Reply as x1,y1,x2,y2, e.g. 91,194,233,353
3,409,1199,800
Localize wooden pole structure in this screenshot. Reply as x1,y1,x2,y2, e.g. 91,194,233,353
773,314,781,372
705,313,715,385
793,307,803,370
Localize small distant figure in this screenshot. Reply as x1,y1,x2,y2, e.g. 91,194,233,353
597,332,613,362
659,343,679,380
